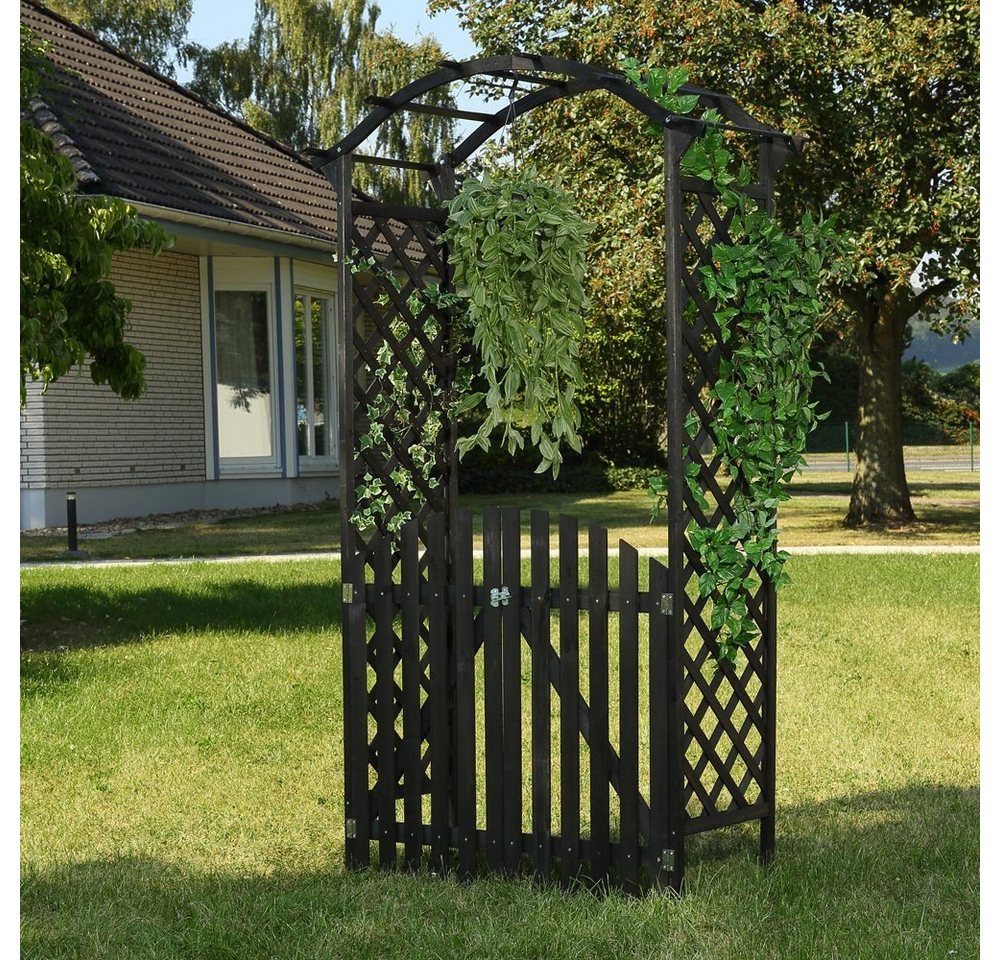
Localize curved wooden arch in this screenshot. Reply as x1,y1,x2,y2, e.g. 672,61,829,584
311,53,803,180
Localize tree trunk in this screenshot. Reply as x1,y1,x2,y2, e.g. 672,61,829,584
845,299,916,527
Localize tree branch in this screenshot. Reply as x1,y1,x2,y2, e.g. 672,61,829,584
901,277,959,320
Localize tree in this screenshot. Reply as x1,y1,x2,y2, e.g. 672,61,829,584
45,1,192,76
20,27,169,406
430,0,979,526
187,0,457,203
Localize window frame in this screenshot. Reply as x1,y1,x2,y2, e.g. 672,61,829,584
293,287,338,472
212,272,282,477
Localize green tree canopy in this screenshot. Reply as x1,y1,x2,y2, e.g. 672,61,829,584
46,0,192,75
430,0,979,525
187,0,457,203
20,27,169,405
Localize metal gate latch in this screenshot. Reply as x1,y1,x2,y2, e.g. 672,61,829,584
490,586,511,608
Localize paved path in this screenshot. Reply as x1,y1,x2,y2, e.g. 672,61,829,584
20,542,979,571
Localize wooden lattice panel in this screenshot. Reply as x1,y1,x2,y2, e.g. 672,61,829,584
675,185,772,829
345,212,454,566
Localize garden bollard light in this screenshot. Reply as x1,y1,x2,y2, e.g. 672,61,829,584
66,491,78,553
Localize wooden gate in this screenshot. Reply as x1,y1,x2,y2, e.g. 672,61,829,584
342,506,683,891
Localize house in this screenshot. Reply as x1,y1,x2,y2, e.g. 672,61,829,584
20,0,351,529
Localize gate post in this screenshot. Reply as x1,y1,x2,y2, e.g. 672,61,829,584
330,152,369,869
758,139,780,866
662,125,695,893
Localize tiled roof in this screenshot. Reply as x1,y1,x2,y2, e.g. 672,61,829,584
21,0,342,245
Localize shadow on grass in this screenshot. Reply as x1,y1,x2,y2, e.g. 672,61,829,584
20,576,342,653
20,784,978,960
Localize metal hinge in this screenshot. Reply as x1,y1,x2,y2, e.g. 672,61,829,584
342,583,354,604
659,593,674,615
490,586,511,608
662,848,676,871
345,818,357,839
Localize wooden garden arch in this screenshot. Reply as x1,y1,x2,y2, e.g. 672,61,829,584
311,54,803,893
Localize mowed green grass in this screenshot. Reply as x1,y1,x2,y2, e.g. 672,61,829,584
19,470,980,561
21,554,979,959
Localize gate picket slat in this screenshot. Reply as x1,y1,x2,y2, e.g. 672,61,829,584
501,506,523,873
618,541,640,893
588,525,610,884
374,535,397,867
346,552,371,869
482,506,504,874
453,509,477,879
530,510,552,881
427,513,450,872
559,514,580,885
649,557,671,888
400,521,422,869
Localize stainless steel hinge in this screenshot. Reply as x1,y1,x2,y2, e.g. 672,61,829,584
342,583,354,604
662,848,676,871
659,593,674,615
345,818,357,839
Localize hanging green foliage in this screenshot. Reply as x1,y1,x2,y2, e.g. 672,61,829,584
442,168,594,478
628,61,840,662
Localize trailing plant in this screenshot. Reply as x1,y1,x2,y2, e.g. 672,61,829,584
627,61,839,662
442,168,593,478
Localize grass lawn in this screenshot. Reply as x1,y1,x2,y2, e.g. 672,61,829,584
19,470,980,562
21,554,979,959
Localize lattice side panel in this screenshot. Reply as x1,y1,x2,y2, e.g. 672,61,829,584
348,214,453,568
677,186,769,825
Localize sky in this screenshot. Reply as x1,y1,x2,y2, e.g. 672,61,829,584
185,1,477,67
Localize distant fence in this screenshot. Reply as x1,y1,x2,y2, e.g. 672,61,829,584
804,420,979,471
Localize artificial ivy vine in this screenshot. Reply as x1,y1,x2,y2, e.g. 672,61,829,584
626,61,838,662
442,168,593,478
341,247,456,533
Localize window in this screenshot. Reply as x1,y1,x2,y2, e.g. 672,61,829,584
294,291,334,462
214,287,276,463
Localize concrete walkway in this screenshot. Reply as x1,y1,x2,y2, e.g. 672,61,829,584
20,542,979,571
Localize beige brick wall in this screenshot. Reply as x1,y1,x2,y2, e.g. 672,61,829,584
20,248,206,488
20,384,47,488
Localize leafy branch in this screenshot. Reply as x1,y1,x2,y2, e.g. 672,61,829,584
629,61,839,662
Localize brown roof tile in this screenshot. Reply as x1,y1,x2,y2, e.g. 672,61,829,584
21,0,342,245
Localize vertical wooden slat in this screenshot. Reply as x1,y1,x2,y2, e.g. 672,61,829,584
530,510,552,881
482,505,504,874
501,506,522,874
333,153,363,871
618,540,640,893
663,125,694,894
760,577,777,865
649,556,670,887
345,550,371,869
453,508,477,878
558,514,580,885
374,535,397,867
588,524,610,885
758,140,778,871
400,520,422,869
427,512,450,872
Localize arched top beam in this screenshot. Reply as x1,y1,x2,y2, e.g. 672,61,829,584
311,53,803,178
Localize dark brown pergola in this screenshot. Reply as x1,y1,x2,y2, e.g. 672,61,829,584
311,54,802,893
